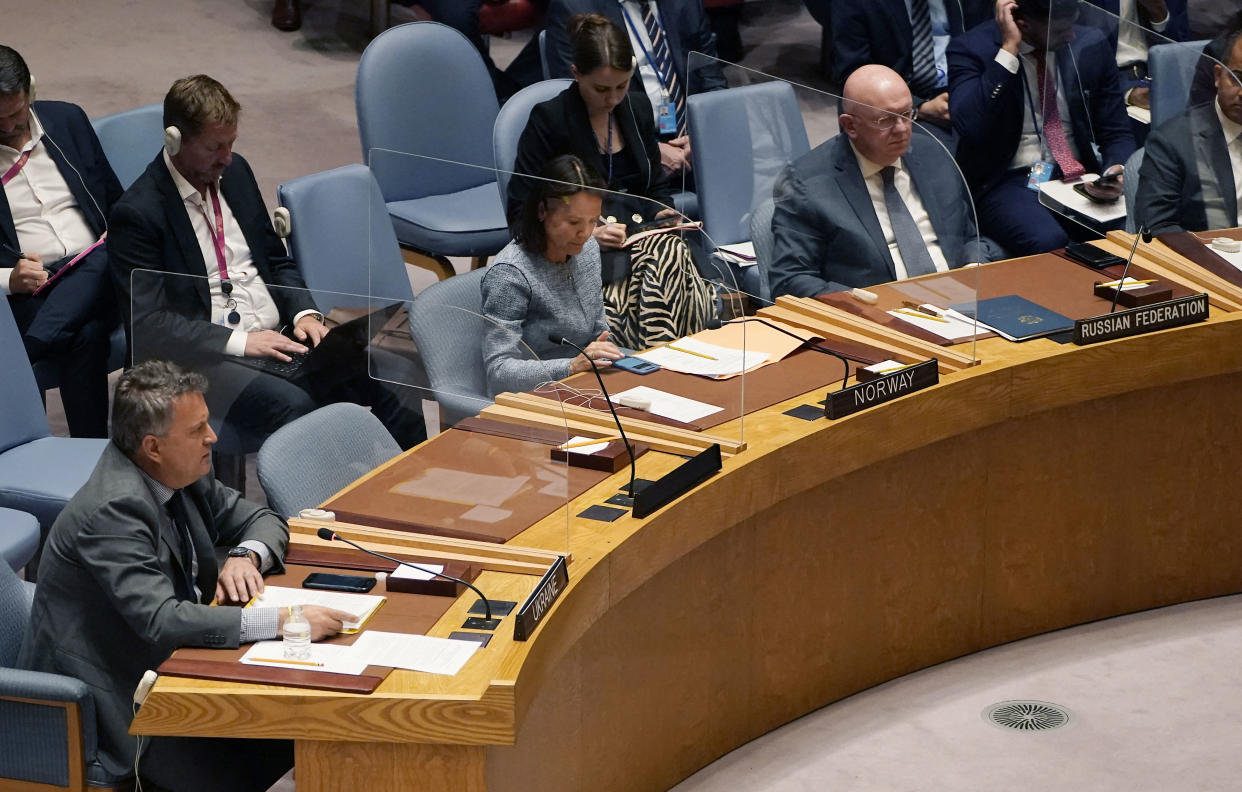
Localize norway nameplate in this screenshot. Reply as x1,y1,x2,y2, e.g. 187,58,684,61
824,359,939,419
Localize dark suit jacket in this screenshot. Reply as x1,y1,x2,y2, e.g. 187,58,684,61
1135,101,1236,233
768,132,999,298
830,0,992,107
1082,0,1191,91
18,442,288,779
948,22,1136,197
544,0,727,100
507,85,672,219
0,101,121,264
108,153,316,363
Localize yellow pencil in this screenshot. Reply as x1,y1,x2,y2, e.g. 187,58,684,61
1102,278,1156,288
252,657,324,667
894,308,949,323
559,436,620,450
666,344,717,360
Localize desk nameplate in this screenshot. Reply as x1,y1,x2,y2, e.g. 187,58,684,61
513,556,569,642
824,360,939,419
1073,293,1209,345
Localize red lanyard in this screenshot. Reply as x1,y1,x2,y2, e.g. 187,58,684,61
1,149,32,186
198,184,230,281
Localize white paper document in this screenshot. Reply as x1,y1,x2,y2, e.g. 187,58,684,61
349,630,479,676
887,305,979,342
610,386,722,424
391,562,445,581
715,242,757,267
251,586,383,632
633,337,769,377
1038,175,1127,224
239,640,370,676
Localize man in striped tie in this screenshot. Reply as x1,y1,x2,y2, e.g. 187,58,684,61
544,0,728,178
948,0,1135,255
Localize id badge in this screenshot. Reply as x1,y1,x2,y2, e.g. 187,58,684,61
1027,160,1054,191
657,101,678,136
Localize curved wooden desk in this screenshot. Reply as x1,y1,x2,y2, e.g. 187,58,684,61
131,252,1242,792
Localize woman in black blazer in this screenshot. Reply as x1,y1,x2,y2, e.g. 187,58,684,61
508,13,716,348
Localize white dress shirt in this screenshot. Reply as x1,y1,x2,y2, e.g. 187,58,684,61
1115,0,1170,69
0,109,98,294
162,150,315,357
1215,100,1242,209
852,143,950,279
618,0,672,123
996,43,1083,171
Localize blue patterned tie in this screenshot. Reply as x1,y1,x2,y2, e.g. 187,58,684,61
908,0,940,98
642,1,687,136
881,166,937,278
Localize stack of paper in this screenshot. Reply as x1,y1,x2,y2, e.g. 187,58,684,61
887,305,980,342
609,385,723,423
715,242,757,268
238,630,479,677
250,586,385,633
633,337,769,378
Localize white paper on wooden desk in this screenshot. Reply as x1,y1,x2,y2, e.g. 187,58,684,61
634,337,769,378
349,630,479,676
239,640,370,676
887,305,980,341
609,386,723,424
391,562,445,581
250,586,383,632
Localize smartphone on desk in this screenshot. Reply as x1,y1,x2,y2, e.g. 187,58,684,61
1064,242,1126,270
613,356,660,374
302,572,377,593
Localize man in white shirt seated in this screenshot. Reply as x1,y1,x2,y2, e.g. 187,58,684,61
769,65,1000,299
108,75,426,453
0,45,121,437
1135,29,1242,232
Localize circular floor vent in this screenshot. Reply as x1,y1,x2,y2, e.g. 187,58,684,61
983,700,1071,732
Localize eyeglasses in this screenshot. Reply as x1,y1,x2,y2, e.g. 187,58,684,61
852,108,919,130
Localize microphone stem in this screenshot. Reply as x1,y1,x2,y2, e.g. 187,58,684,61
1111,228,1145,314
730,317,855,389
560,338,638,498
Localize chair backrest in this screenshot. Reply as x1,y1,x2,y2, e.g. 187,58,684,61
277,164,414,313
749,196,776,305
688,82,810,246
0,561,31,667
407,268,491,423
1149,39,1209,128
357,22,501,203
1123,147,1144,234
0,298,52,454
257,403,402,518
493,79,573,205
90,103,164,191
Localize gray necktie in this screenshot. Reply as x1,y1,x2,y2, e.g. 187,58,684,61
908,0,940,97
881,165,937,278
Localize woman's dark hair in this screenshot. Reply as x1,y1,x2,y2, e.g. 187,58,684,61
513,154,606,256
569,13,634,75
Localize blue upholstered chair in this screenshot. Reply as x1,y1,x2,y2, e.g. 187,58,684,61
0,298,108,542
90,103,163,191
0,508,40,573
257,403,402,518
0,561,120,789
407,267,491,428
357,23,510,269
493,79,573,207
1148,40,1209,128
748,197,777,306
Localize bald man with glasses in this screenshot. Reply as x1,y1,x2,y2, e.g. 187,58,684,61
769,65,1001,299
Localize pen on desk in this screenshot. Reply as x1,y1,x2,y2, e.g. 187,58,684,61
560,436,621,450
893,308,949,323
251,657,324,667
665,344,716,360
1102,278,1155,288
901,301,948,318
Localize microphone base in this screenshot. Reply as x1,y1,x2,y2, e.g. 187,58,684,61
468,600,517,617
604,478,657,508
463,616,503,631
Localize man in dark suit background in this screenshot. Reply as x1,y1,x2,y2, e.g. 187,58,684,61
20,361,352,791
544,0,727,176
769,65,1000,299
1081,0,1189,113
0,45,120,437
1134,29,1242,232
948,0,1135,256
831,0,992,145
108,75,425,451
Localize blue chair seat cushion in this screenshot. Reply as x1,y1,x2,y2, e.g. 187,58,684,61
388,183,510,257
0,438,108,527
0,507,40,571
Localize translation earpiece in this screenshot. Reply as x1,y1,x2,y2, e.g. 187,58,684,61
163,125,182,157
27,73,36,103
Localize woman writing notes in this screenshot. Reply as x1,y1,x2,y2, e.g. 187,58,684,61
509,13,718,349
483,155,623,396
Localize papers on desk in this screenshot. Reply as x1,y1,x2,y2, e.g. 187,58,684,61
240,640,371,675
250,586,384,633
350,631,478,676
1038,174,1127,224
715,242,757,268
887,305,980,341
610,386,723,424
633,337,769,378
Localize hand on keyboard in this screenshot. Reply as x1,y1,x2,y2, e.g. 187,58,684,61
245,329,308,362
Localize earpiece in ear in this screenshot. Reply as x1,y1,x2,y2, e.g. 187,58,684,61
163,126,182,157
26,74,36,104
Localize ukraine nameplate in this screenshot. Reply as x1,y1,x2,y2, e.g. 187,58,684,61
1073,293,1208,345
513,555,569,641
824,360,939,419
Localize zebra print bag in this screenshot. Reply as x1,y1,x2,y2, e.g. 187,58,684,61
601,232,720,349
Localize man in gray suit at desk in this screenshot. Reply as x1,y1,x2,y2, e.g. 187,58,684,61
20,361,351,792
769,64,999,299
1135,28,1242,233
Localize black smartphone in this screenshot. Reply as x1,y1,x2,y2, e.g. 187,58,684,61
1094,171,1120,188
613,356,660,374
1064,242,1126,270
302,572,376,593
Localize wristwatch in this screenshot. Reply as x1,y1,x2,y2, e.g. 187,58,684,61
228,546,259,567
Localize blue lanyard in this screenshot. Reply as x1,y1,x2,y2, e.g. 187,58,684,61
621,3,673,101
